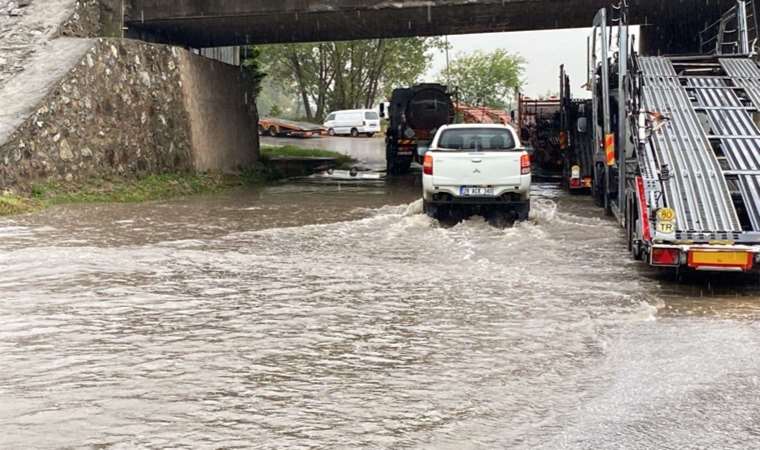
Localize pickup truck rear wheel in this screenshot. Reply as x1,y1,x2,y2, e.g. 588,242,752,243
516,202,531,222
423,200,436,218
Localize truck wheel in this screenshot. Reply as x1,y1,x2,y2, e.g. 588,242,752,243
629,201,643,261
602,170,614,217
366,133,375,138
396,161,412,175
593,165,605,208
268,126,278,137
627,200,634,252
328,128,336,136
387,159,411,176
258,125,265,136
351,128,359,138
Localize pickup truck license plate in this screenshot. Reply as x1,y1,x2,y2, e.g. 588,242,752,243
460,186,495,197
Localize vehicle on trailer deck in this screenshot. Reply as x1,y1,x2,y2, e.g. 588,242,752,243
590,0,760,272
259,118,325,138
382,83,455,175
422,124,531,223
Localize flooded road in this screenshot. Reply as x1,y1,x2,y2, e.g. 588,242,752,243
2,178,760,449
261,135,386,169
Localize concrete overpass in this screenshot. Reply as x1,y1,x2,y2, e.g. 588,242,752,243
125,0,734,53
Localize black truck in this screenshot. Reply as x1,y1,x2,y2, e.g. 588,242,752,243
382,83,455,175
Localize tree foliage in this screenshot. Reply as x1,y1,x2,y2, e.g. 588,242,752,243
240,46,266,96
440,49,524,109
253,38,442,121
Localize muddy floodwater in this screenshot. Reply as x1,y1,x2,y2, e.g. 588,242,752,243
2,178,760,449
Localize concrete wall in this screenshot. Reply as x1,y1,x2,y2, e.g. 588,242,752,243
180,51,257,172
0,38,258,191
197,47,240,66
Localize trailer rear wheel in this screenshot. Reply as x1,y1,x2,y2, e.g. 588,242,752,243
627,197,643,260
268,126,279,137
626,199,634,253
593,163,605,208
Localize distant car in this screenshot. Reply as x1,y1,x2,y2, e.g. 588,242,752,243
323,109,381,137
422,124,531,222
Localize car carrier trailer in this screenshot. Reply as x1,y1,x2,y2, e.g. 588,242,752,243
559,65,595,192
591,0,760,272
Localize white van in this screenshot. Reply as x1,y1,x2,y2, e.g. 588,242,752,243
323,109,381,137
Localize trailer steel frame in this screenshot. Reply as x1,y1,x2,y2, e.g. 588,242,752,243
592,0,760,271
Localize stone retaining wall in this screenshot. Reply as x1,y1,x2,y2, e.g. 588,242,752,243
60,0,123,38
0,38,259,191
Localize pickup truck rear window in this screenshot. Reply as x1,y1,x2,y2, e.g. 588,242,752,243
437,128,516,151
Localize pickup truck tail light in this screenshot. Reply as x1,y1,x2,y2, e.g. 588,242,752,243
423,154,434,175
520,153,531,175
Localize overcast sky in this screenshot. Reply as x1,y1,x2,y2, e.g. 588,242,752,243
427,27,641,101
427,28,595,100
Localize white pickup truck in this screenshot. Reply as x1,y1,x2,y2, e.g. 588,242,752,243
422,124,531,222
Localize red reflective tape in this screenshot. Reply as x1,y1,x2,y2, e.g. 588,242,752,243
636,176,651,242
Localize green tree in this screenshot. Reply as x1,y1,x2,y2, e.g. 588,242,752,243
267,104,283,118
240,46,266,96
441,49,524,108
253,38,442,121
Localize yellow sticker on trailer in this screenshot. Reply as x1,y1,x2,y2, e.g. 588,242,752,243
688,251,752,269
655,208,676,235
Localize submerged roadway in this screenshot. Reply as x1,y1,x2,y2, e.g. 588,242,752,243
1,136,759,448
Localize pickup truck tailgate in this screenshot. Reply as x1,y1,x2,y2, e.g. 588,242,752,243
432,151,524,186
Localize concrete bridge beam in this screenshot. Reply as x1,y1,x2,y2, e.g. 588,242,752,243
124,0,733,49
